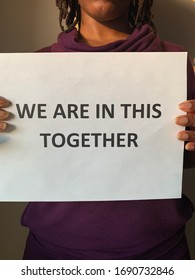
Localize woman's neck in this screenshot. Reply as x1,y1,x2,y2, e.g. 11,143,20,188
78,11,131,47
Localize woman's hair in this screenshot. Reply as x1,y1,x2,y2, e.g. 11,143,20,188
56,0,155,32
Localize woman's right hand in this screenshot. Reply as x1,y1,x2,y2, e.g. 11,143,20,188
0,97,11,132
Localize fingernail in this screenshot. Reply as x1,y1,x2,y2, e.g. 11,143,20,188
185,144,195,151
0,110,9,119
176,116,188,126
0,98,9,106
177,133,189,141
0,122,7,130
179,102,192,110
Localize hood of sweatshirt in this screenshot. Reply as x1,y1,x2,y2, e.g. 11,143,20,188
51,24,163,52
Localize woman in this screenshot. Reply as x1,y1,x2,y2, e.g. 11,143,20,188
0,0,195,259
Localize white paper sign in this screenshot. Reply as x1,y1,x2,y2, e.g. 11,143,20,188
0,52,187,201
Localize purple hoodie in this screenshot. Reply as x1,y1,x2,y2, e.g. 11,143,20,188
21,25,195,260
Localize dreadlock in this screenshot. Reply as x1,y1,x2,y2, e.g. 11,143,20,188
56,0,155,32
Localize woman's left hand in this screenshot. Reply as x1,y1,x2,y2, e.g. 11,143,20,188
175,100,195,151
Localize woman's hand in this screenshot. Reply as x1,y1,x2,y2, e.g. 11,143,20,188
0,97,10,132
175,100,195,151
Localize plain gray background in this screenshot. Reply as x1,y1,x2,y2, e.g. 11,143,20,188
0,0,195,259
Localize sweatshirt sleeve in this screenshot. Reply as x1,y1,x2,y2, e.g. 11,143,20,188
187,58,195,100
184,59,195,169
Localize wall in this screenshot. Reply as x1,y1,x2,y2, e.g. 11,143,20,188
153,0,195,68
0,0,195,260
0,0,59,52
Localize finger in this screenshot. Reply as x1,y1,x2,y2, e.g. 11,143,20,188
0,122,7,132
178,100,195,113
175,114,195,127
177,130,195,141
0,110,9,120
185,142,195,152
0,97,10,108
